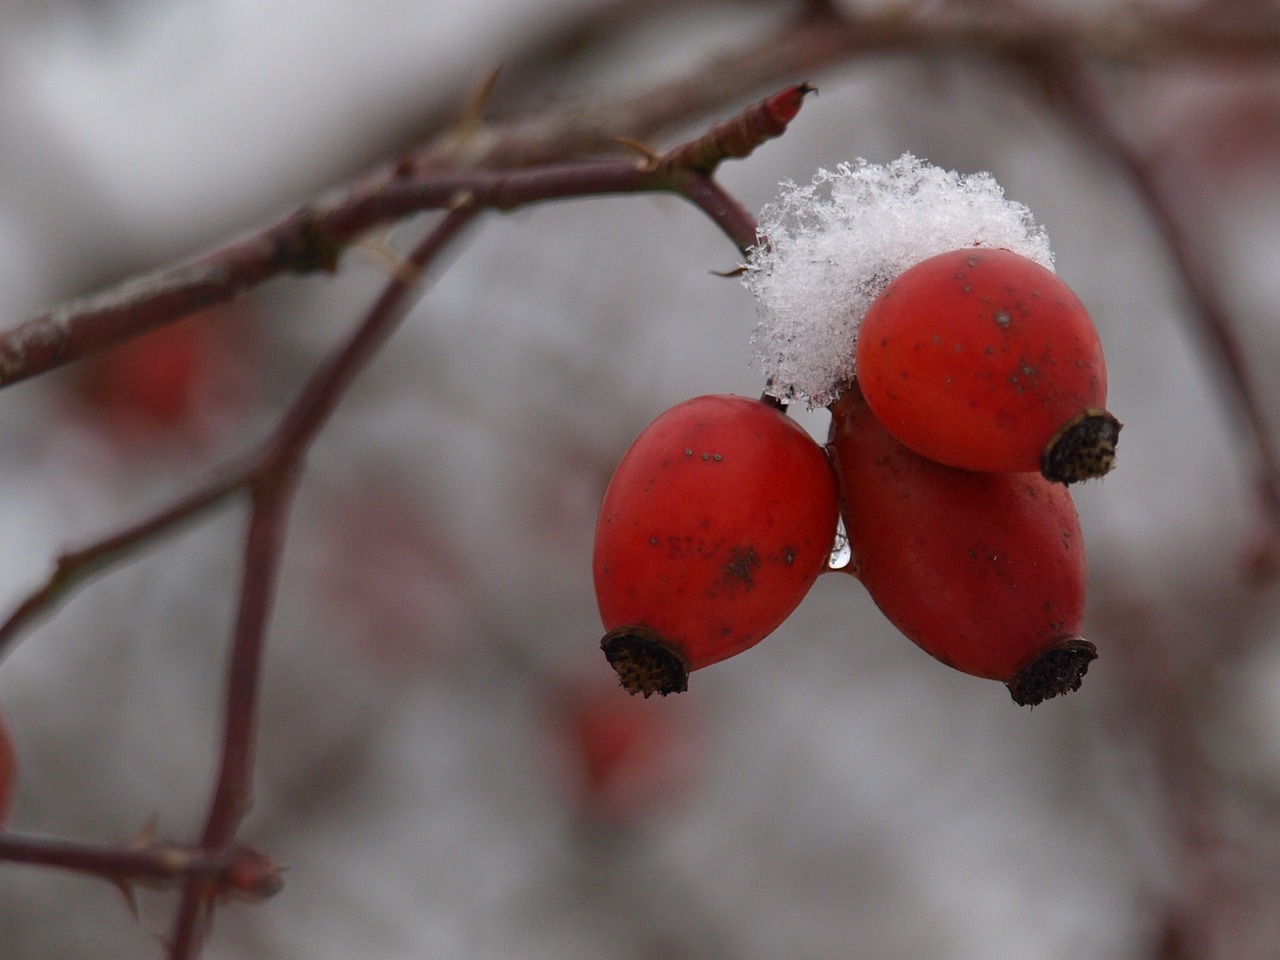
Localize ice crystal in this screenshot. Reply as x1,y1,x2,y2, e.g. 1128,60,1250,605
743,154,1054,407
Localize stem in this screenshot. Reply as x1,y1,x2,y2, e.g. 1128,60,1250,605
3,7,1274,389
0,471,246,664
1033,54,1280,542
166,207,478,960
0,832,281,901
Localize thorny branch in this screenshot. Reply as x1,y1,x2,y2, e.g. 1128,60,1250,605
0,830,282,909
1,4,1277,389
1021,49,1280,563
0,2,1277,958
0,83,802,960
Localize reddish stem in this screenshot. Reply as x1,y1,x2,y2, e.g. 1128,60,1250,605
0,832,281,902
165,207,477,959
1032,53,1280,545
0,472,244,663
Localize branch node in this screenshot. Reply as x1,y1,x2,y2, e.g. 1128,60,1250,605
615,137,662,171
355,231,426,288
279,208,344,274
447,189,478,211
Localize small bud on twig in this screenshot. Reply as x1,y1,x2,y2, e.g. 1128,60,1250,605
662,83,816,174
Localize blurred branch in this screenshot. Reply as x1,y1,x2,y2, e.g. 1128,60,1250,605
0,90,801,958
1026,51,1280,562
0,830,282,911
0,473,244,663
1094,593,1264,960
0,87,800,666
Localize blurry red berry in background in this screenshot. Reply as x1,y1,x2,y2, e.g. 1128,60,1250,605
310,481,470,671
63,302,259,453
543,669,700,824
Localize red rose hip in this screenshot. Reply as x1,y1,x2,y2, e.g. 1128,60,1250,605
855,247,1120,483
829,386,1095,705
594,395,839,695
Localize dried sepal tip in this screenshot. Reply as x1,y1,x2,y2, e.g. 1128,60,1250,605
1042,410,1123,484
601,626,689,697
1006,637,1098,707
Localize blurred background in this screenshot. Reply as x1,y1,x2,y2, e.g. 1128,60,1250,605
0,0,1278,957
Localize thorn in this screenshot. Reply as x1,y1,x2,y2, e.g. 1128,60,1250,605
113,875,141,921
446,189,477,211
355,229,425,287
615,137,662,171
130,814,159,849
433,66,502,165
457,66,503,139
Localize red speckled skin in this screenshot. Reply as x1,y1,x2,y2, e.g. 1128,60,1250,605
594,395,839,671
856,248,1107,473
829,387,1087,682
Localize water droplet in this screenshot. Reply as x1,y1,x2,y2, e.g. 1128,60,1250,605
828,523,852,570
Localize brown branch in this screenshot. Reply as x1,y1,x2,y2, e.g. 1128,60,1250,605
166,473,294,959
660,83,817,174
0,472,245,663
1,6,1274,391
1027,52,1280,558
0,831,282,907
164,208,477,960
0,161,736,394
0,88,800,666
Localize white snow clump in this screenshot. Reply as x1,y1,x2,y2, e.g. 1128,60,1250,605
743,154,1054,407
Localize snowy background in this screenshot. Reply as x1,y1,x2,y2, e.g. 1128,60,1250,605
1,1,1279,957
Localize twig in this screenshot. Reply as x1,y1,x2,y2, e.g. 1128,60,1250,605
163,207,477,959
1,6,1275,390
0,472,245,663
0,831,282,909
0,88,801,664
1027,52,1280,554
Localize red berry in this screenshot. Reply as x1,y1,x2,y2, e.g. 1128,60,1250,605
594,395,839,695
829,386,1095,705
65,302,261,456
545,674,699,823
0,705,15,828
855,247,1120,483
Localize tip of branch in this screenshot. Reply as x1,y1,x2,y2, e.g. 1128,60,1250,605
662,83,817,175
762,83,817,129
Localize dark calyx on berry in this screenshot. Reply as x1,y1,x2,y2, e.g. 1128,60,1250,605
1041,409,1122,484
1006,637,1098,707
601,626,689,697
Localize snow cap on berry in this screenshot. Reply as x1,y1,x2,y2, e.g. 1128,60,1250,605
743,154,1054,407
